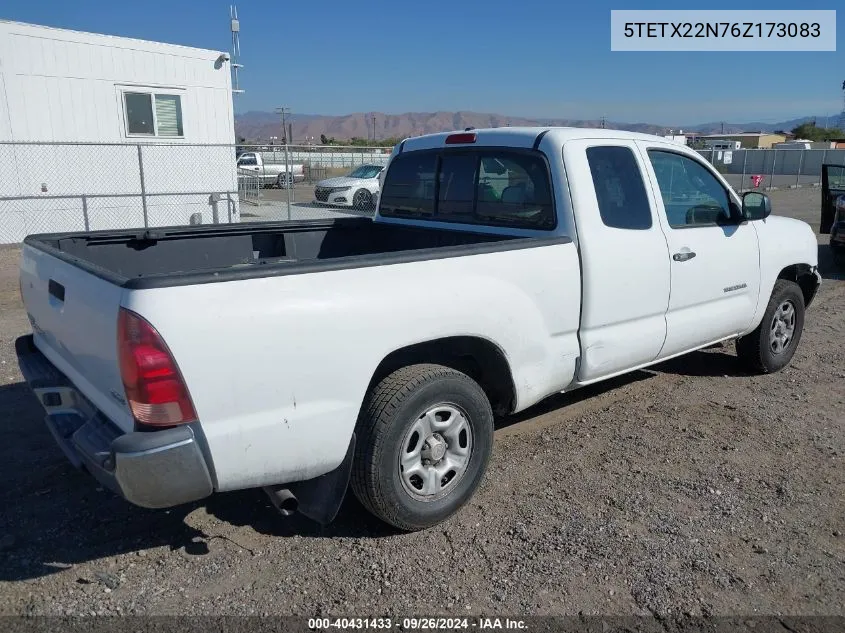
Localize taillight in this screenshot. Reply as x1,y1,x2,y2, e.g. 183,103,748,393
445,132,477,144
117,308,197,427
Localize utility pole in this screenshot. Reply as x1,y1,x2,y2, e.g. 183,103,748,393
600,116,606,129
721,121,725,134
275,106,292,217
372,114,376,143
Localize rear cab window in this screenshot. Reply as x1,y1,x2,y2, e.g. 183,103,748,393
379,148,556,230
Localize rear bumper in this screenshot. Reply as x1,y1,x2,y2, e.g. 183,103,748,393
15,335,214,509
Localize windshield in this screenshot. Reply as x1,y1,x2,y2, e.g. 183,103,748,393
348,165,382,179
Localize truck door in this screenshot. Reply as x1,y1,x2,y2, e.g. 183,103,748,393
637,143,761,358
821,164,845,234
562,139,671,383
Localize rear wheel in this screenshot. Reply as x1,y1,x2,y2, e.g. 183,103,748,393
276,173,293,189
350,364,494,531
736,280,805,374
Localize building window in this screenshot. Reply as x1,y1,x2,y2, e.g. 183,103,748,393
124,92,184,137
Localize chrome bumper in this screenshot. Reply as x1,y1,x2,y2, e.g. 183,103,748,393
15,335,214,509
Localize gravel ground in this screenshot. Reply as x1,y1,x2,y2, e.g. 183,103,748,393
0,187,842,618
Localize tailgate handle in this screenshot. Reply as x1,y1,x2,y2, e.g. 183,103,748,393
48,279,65,302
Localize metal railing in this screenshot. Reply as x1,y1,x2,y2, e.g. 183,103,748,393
695,147,845,192
237,168,261,206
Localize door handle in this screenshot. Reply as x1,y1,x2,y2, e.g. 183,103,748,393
672,251,696,262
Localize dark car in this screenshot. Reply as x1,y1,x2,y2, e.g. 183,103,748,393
820,164,845,268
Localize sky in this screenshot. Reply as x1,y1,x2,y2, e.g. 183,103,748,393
1,0,843,125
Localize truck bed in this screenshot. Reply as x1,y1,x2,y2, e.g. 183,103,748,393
23,218,542,289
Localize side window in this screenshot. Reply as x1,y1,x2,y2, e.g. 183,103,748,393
379,152,437,216
585,146,652,230
648,150,733,228
238,155,257,166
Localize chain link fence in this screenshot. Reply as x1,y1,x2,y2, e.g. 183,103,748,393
696,147,845,193
0,141,397,243
233,144,392,222
0,141,242,244
9,141,837,244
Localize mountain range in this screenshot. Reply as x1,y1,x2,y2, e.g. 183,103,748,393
234,110,842,143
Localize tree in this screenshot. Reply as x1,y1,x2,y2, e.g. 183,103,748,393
790,122,845,141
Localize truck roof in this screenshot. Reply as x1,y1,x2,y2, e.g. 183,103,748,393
400,126,679,153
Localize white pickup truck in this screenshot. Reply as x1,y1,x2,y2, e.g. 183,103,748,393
236,151,305,188
17,127,821,532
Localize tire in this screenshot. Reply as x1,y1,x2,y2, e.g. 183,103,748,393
276,173,293,189
350,364,494,532
736,279,805,374
352,189,373,211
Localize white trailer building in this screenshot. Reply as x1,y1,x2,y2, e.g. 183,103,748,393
0,20,239,243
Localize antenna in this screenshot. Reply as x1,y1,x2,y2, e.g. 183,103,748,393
230,5,244,94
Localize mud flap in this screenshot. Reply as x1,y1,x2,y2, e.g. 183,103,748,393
271,434,356,526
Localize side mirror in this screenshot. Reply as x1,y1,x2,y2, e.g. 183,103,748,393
742,191,771,221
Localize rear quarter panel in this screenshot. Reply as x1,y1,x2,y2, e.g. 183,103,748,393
125,242,581,491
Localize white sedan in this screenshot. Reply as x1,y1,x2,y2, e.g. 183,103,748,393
313,164,384,210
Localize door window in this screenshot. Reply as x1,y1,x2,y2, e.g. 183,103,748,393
648,151,734,228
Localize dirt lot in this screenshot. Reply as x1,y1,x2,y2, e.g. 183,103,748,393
0,187,842,618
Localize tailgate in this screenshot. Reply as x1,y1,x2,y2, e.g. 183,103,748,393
19,243,134,432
